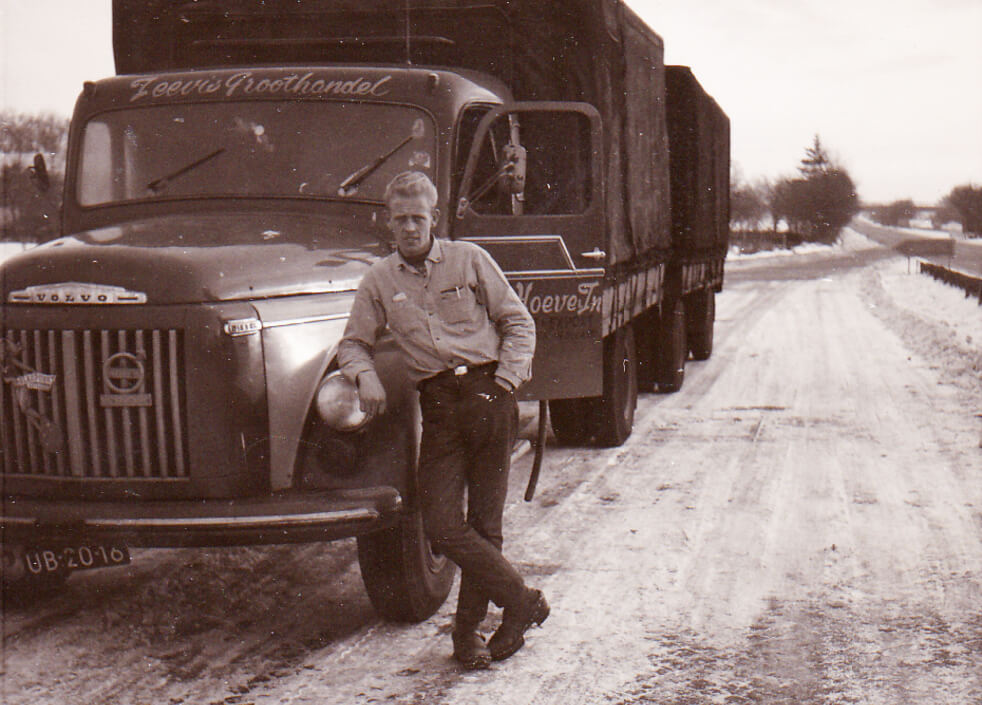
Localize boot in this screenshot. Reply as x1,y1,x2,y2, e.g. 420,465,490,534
452,628,492,670
488,588,549,661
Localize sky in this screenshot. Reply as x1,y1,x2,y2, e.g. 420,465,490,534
1,0,980,205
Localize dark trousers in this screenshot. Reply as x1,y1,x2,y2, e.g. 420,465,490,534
417,367,525,629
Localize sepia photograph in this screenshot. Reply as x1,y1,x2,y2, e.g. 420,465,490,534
1,1,980,703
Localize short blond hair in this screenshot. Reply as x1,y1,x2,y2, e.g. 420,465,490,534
384,171,438,208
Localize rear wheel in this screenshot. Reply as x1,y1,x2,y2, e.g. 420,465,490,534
549,326,638,447
596,326,638,447
548,396,597,446
633,310,660,393
657,298,687,393
687,289,715,361
357,510,455,622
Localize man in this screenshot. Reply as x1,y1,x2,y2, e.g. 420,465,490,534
338,171,548,669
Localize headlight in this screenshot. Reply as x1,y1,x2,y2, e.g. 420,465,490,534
316,371,369,432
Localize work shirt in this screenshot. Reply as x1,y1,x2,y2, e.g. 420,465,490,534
338,238,536,388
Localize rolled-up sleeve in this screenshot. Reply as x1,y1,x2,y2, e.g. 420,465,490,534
338,270,387,383
472,248,536,388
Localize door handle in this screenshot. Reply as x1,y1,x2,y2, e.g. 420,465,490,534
580,248,606,260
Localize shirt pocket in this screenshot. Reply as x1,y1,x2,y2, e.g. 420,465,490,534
437,284,479,325
386,297,427,336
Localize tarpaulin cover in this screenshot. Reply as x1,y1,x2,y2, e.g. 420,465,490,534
112,0,679,264
666,65,730,257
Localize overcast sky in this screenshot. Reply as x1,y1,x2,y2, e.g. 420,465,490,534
1,0,979,204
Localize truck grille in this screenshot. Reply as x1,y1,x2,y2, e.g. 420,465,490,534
1,328,189,480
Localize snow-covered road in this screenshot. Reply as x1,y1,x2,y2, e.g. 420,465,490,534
2,227,980,704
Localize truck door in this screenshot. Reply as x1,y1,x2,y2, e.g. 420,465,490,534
452,103,605,401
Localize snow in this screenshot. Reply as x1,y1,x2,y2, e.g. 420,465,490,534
0,241,35,262
853,214,965,240
842,227,982,362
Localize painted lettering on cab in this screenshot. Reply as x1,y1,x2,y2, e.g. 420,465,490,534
129,72,393,102
512,281,601,317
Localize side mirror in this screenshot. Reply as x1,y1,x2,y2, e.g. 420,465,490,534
28,153,50,193
498,143,527,195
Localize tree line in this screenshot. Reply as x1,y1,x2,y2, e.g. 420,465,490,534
867,187,982,236
730,135,860,250
732,134,982,247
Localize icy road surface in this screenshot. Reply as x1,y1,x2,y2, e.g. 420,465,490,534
2,227,980,704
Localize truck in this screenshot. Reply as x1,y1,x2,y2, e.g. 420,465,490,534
0,0,729,618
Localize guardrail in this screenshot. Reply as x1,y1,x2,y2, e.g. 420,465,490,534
920,261,982,305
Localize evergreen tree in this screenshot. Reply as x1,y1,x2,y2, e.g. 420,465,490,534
798,134,832,176
773,136,860,243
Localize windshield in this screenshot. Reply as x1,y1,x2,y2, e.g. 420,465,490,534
77,101,436,206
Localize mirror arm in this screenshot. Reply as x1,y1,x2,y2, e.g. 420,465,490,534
455,160,515,220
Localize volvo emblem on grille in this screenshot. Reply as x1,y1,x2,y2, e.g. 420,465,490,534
8,282,147,304
101,352,153,407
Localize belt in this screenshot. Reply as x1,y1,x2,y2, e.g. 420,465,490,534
418,362,497,391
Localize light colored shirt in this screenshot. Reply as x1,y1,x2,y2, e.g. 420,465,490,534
338,238,535,388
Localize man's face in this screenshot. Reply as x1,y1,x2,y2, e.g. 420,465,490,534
387,193,438,260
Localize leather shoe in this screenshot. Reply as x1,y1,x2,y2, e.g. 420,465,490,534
452,629,492,670
488,588,550,661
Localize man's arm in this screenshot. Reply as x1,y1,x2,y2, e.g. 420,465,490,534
338,271,389,417
471,248,536,391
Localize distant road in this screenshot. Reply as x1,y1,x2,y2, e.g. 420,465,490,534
850,217,982,276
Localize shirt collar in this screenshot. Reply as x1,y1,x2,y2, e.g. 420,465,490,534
396,237,444,272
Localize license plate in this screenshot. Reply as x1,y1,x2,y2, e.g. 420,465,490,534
23,545,131,575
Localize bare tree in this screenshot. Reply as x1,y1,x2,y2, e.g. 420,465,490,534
1,111,68,242
0,111,69,157
871,199,916,227
944,184,982,237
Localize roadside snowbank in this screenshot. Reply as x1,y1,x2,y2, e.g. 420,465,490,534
727,226,876,261
839,227,982,405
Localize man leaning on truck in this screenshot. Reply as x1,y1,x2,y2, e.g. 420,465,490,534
338,171,548,669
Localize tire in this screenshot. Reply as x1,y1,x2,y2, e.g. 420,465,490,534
548,396,598,446
595,326,638,447
657,298,687,393
687,289,715,361
549,327,638,447
633,310,660,393
357,510,455,622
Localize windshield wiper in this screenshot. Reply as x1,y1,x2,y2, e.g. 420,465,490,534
337,120,424,197
147,148,226,193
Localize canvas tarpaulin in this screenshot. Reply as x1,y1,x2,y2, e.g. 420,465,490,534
666,65,730,257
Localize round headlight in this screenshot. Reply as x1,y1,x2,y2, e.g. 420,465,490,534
316,372,369,432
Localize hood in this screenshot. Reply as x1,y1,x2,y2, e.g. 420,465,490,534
1,213,390,305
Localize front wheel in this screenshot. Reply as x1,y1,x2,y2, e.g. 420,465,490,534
357,510,455,622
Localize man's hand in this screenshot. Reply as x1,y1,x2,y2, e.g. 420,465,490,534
356,370,387,418
494,376,515,393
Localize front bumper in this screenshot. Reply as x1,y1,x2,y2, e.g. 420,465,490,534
1,486,402,548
